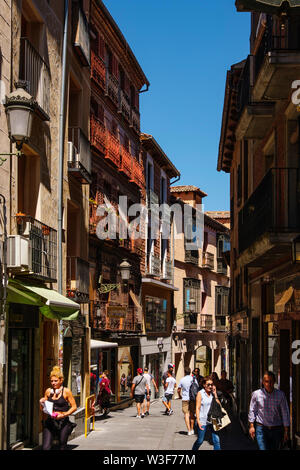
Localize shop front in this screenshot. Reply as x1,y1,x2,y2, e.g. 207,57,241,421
6,279,79,449
141,280,175,395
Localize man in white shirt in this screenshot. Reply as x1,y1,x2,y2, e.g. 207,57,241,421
177,367,198,435
142,367,158,416
162,370,176,416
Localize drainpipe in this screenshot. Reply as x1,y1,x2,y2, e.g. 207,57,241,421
0,195,7,450
58,0,69,368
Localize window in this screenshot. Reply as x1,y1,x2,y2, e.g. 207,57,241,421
145,296,167,332
215,286,229,316
183,279,201,313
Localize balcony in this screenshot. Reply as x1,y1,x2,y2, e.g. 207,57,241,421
15,215,57,281
118,90,131,123
202,252,214,270
217,258,227,275
235,55,275,140
130,157,145,189
252,16,300,101
91,50,106,90
106,131,121,167
238,168,300,265
106,71,119,107
147,254,161,276
161,259,173,281
68,127,91,184
72,3,90,67
185,250,199,266
199,315,213,331
215,317,226,332
90,114,106,155
130,107,140,134
183,313,198,330
119,145,132,179
67,257,89,303
91,302,142,333
19,37,50,121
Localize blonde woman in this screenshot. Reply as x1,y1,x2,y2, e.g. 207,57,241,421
40,365,77,450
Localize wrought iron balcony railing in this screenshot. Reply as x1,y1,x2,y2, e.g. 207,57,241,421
199,314,213,331
185,250,199,266
147,254,161,276
161,259,173,281
67,257,89,303
217,258,228,275
19,37,50,120
16,215,57,281
183,313,198,330
238,168,300,253
90,301,142,333
68,127,91,184
254,16,300,84
202,252,214,270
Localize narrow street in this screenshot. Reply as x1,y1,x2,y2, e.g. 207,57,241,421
69,399,257,451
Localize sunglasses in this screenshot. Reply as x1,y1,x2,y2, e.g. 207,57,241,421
205,383,213,387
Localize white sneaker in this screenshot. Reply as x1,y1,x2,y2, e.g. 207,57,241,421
136,415,141,418
190,430,195,435
188,430,193,436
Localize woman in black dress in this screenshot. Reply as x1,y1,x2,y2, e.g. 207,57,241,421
40,366,77,450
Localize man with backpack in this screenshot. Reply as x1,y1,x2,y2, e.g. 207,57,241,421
177,367,199,436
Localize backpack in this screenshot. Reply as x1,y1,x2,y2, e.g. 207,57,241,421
189,376,199,401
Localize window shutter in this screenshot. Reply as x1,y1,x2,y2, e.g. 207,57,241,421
124,75,131,97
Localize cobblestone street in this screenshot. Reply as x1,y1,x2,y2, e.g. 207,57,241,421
69,399,257,451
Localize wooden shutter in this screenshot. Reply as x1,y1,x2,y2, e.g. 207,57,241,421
112,54,119,79
99,36,105,60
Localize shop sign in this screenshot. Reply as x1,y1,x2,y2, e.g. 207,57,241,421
107,306,127,318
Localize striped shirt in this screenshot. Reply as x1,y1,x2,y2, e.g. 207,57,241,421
248,388,290,427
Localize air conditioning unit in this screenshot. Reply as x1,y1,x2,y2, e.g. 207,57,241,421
68,142,78,163
7,235,32,271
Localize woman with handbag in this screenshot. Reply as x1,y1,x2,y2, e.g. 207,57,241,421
192,375,223,450
40,365,77,450
97,370,112,416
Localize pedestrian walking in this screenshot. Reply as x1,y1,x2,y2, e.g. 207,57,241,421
192,375,222,450
193,368,203,390
142,367,158,416
126,371,132,392
97,370,112,416
248,371,290,450
131,368,150,418
120,373,126,394
218,370,234,409
162,363,175,415
40,365,77,450
177,367,198,435
162,370,176,415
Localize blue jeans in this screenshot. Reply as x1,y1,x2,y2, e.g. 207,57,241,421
255,425,283,450
192,424,221,451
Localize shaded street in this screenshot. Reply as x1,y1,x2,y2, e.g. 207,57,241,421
69,399,257,451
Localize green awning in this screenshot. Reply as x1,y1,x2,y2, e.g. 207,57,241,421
7,279,80,320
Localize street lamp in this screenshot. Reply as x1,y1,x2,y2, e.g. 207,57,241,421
119,259,131,283
1,83,36,165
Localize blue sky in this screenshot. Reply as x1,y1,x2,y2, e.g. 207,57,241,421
103,0,250,211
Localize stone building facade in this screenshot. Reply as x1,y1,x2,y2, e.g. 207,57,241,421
170,186,230,383
0,0,91,448
218,10,300,447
